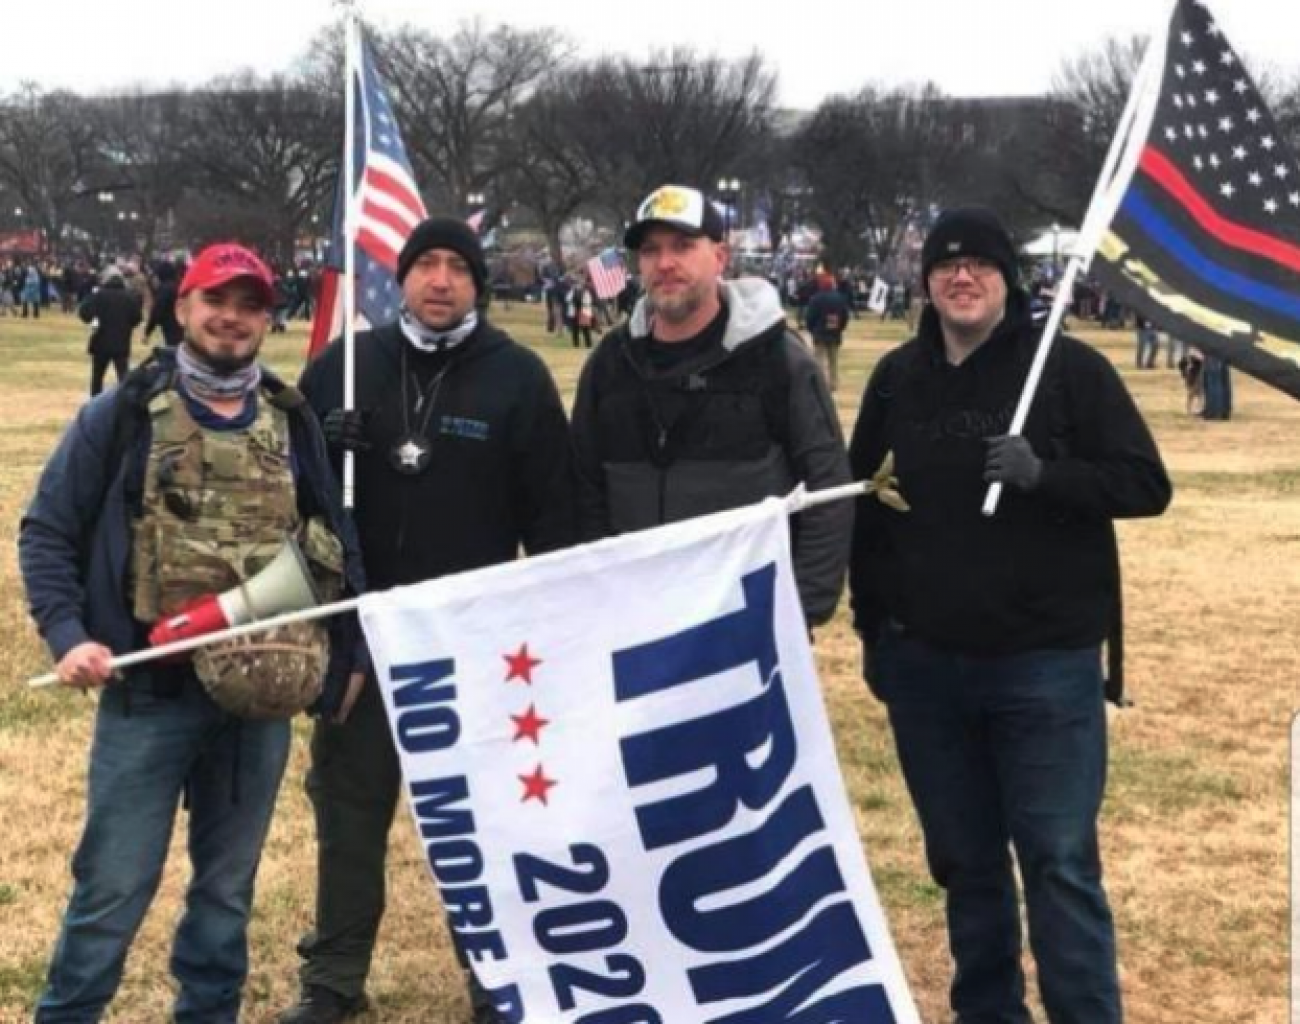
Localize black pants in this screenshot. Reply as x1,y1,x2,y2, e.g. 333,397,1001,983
90,353,128,396
299,676,491,1014
570,322,593,348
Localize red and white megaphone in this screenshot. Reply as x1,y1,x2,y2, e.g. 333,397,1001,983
149,538,321,648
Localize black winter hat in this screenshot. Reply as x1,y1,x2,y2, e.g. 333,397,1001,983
920,206,1018,293
396,217,488,297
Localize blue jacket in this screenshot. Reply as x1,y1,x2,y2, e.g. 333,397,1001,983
19,348,367,714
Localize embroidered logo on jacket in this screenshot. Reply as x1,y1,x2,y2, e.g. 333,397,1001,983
438,416,491,441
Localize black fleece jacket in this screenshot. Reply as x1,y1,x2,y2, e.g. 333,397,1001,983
299,320,577,590
849,292,1171,658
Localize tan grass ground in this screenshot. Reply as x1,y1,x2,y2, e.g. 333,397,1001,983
0,304,1294,1023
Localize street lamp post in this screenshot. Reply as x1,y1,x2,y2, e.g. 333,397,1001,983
717,178,741,240
95,192,115,255
113,209,139,255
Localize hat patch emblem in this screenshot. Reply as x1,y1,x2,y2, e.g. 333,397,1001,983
946,241,962,253
645,188,691,218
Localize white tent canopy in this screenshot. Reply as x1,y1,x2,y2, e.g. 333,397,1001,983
1021,227,1082,259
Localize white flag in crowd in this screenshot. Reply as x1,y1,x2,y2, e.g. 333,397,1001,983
868,277,891,314
358,498,919,1023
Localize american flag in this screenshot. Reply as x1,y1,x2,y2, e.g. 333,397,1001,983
1091,0,1300,399
308,34,427,359
586,248,628,300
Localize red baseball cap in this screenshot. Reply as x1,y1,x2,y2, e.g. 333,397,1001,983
179,243,275,307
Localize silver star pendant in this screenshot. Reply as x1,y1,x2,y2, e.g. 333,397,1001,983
389,434,431,475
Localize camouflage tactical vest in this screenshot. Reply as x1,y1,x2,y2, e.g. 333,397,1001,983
130,388,342,718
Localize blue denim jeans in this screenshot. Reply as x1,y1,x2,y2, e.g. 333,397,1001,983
1201,357,1233,421
1135,328,1159,369
872,630,1121,1024
35,679,291,1024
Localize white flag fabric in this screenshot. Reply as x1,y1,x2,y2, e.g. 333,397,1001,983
358,497,919,1024
868,277,891,314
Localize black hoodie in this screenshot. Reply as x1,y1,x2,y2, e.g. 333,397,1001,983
849,292,1171,660
299,320,576,590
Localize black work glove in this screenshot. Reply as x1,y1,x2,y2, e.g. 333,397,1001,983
322,408,372,453
984,434,1043,491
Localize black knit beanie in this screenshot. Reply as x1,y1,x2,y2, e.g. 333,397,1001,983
396,217,488,298
921,207,1018,294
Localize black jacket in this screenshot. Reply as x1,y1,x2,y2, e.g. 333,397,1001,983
573,278,852,626
144,280,182,346
79,281,143,357
805,288,851,343
299,319,576,590
849,293,1171,672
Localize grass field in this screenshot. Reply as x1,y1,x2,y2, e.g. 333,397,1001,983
0,303,1295,1023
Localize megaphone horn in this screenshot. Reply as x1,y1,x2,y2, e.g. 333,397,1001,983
149,538,321,648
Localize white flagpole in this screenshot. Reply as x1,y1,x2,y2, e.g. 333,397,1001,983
341,1,361,509
981,0,1173,517
26,483,871,689
1074,1,1174,268
26,597,366,689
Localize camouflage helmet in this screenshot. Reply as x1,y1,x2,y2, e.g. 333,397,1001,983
193,620,327,719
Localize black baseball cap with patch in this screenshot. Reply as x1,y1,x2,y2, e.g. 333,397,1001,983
624,185,726,250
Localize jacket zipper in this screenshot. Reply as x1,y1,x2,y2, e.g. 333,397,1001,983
620,340,734,528
656,426,668,525
395,359,456,554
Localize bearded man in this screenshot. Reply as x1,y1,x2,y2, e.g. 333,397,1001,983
571,184,851,630
19,243,365,1023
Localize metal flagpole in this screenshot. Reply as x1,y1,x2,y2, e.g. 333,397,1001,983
26,483,873,689
340,0,361,509
980,0,1174,518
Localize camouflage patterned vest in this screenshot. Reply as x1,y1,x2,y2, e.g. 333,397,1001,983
130,388,340,718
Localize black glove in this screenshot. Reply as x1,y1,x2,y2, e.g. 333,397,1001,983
322,409,372,453
984,434,1042,491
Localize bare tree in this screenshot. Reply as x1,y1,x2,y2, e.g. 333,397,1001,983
1274,73,1300,154
94,90,193,257
556,50,777,224
180,73,340,262
375,21,567,217
0,84,99,244
1008,36,1144,227
795,84,967,267
791,96,874,265
503,77,595,266
739,123,807,256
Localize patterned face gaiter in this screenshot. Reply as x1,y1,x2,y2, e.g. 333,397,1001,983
176,342,262,402
399,307,479,353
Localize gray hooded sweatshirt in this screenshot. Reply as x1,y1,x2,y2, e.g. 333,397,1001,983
572,277,852,626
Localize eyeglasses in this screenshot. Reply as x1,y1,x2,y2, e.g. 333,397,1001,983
930,257,1000,281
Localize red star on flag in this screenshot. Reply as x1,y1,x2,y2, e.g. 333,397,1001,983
519,764,558,805
510,704,551,745
503,643,542,685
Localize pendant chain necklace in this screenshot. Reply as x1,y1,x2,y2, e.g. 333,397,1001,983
389,344,455,475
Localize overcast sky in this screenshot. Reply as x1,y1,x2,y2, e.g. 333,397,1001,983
3,0,1295,108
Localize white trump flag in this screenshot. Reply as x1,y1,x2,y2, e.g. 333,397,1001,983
358,497,919,1023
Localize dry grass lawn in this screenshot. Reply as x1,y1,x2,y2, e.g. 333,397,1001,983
0,302,1294,1023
